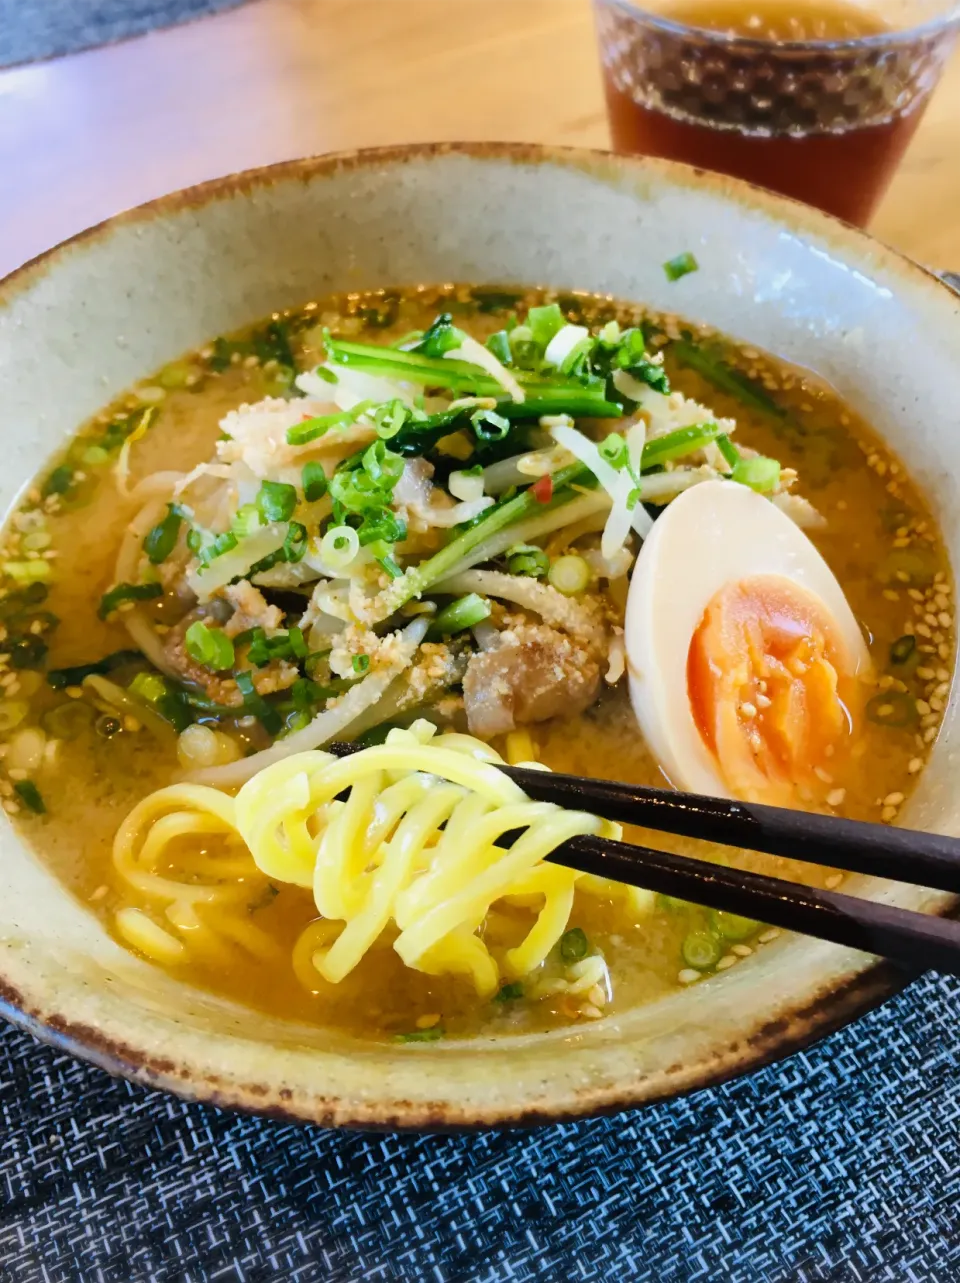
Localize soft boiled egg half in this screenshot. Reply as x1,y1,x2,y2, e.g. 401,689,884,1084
625,480,872,809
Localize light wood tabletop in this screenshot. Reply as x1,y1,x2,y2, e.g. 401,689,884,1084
1,0,959,279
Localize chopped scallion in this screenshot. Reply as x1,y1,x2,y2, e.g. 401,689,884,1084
234,671,282,735
394,1027,444,1043
731,455,780,493
429,593,491,637
598,433,629,470
98,582,163,620
506,543,550,579
494,982,524,1003
663,251,699,281
48,649,142,690
184,621,235,672
559,927,589,962
716,434,740,469
42,464,75,498
641,423,721,471
256,480,298,523
14,780,45,815
681,930,721,970
143,503,184,564
301,461,328,502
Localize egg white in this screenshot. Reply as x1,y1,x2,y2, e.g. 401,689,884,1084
625,479,871,798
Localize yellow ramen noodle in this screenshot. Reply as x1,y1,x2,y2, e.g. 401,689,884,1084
112,722,632,998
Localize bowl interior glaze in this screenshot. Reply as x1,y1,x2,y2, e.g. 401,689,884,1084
1,143,959,1128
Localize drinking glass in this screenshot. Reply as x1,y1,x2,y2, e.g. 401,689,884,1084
593,0,960,225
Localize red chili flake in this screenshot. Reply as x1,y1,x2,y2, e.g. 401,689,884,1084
531,475,553,504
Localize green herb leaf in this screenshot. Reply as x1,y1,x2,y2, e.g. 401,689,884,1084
352,654,370,674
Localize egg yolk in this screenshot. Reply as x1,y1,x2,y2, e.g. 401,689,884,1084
687,574,864,808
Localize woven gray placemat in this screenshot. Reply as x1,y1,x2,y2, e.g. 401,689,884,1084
0,969,959,1281
0,0,250,69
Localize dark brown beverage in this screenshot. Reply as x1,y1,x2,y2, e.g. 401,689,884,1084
595,0,959,226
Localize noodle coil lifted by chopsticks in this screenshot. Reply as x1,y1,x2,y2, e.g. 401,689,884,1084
112,721,635,997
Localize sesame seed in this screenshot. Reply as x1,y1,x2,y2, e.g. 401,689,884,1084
580,1005,603,1020
2,801,19,816
415,1012,441,1029
917,667,935,680
924,726,939,743
758,929,780,944
826,788,846,807
881,805,898,822
908,757,923,773
678,969,701,985
717,956,737,971
917,699,931,716
740,701,757,720
931,696,944,712
937,668,950,681
731,944,753,958
939,613,952,628
825,873,843,889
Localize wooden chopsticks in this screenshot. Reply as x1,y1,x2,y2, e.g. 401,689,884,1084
328,740,960,977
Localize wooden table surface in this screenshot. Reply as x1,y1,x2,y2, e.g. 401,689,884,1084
1,0,959,279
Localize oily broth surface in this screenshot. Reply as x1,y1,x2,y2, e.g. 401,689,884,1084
4,284,953,1042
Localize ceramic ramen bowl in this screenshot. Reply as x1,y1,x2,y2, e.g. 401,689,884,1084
1,143,959,1129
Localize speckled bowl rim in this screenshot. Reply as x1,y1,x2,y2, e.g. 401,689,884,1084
0,141,957,1131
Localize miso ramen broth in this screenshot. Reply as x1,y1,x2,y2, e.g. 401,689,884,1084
0,284,951,1042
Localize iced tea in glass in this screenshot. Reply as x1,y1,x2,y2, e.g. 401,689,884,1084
594,0,960,225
